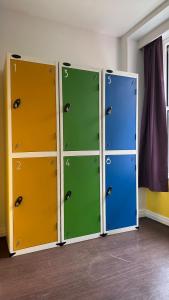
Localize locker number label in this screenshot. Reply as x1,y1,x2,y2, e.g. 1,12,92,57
107,76,111,85
106,157,111,165
65,159,70,167
16,160,22,171
64,69,69,78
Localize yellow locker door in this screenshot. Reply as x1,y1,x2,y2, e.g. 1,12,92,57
13,157,58,250
11,59,57,152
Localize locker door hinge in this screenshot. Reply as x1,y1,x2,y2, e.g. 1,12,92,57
134,89,137,95
98,166,100,173
98,84,100,91
98,214,101,222
135,165,136,172
135,134,136,140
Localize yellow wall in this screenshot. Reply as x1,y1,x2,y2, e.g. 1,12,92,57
147,191,169,218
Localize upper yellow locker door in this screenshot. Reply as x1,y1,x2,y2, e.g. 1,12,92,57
11,59,57,152
13,157,58,250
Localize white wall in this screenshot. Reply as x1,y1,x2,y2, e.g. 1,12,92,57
0,8,120,235
0,9,120,70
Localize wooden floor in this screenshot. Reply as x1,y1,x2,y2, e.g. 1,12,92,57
1,218,169,300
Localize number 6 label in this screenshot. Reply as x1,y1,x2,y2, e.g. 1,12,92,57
106,157,111,165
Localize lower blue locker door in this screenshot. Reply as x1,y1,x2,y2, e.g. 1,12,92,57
106,155,136,231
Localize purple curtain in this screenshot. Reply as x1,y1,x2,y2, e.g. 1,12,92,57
139,36,168,192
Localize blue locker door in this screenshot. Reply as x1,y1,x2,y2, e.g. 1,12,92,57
105,74,136,150
106,155,136,231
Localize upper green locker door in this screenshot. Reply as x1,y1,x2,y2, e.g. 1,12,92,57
62,66,100,151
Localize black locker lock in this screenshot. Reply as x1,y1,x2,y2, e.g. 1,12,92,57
106,106,112,115
13,99,21,109
64,103,71,112
15,196,23,207
65,191,72,201
106,187,112,196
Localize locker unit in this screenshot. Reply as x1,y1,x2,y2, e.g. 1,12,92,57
5,54,60,255
60,63,102,243
103,70,138,235
4,53,138,255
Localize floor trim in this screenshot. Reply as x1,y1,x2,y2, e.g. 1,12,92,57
145,209,169,227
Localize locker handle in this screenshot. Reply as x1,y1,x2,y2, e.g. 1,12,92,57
106,187,112,196
13,98,21,109
106,106,112,115
65,191,72,201
15,196,23,207
64,103,71,112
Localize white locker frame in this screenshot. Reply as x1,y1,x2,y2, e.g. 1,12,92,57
102,69,139,235
59,62,103,244
5,53,61,256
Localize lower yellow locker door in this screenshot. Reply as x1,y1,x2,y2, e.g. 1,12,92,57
13,157,58,251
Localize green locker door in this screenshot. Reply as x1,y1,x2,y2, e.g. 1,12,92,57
62,67,100,150
64,156,100,239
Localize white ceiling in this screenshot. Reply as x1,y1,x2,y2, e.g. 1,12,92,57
0,0,166,37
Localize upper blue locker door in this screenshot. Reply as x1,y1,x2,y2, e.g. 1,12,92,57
106,155,136,231
105,74,136,150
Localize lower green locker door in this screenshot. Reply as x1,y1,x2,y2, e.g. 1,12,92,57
64,156,100,239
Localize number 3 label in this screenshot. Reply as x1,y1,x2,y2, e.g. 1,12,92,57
64,69,68,78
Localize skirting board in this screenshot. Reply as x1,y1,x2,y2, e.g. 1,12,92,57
145,209,169,227
139,208,169,228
